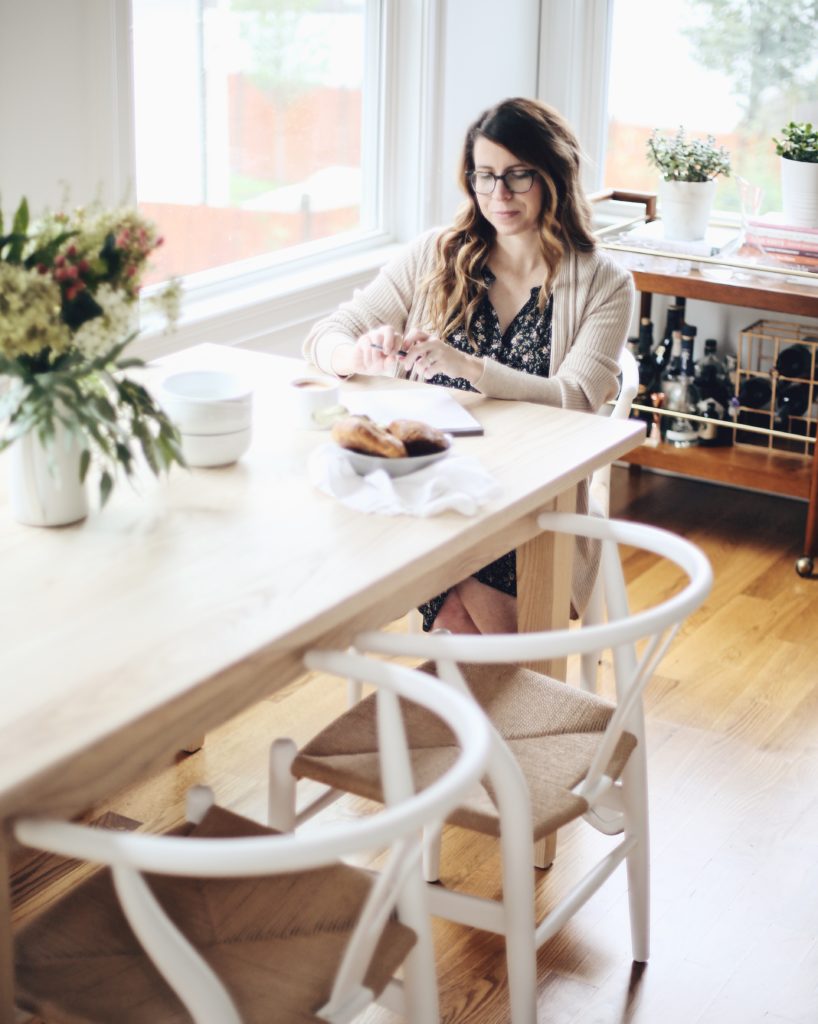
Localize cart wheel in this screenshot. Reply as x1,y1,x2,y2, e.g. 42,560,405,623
796,556,814,578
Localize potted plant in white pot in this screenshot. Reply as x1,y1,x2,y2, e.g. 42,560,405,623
647,126,731,241
773,121,818,228
0,197,185,527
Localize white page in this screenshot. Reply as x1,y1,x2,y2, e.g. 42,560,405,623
342,388,484,435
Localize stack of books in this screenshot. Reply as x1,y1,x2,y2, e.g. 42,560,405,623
743,213,818,271
616,218,741,257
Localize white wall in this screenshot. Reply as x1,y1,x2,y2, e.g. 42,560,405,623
0,0,132,213
435,0,541,224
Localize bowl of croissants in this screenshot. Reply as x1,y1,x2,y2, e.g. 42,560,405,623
331,415,451,477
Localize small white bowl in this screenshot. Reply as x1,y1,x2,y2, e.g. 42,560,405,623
337,443,451,478
159,371,253,436
181,427,252,467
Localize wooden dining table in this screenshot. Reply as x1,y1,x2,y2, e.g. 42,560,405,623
0,343,644,1019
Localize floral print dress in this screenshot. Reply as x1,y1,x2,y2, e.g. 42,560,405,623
419,267,553,631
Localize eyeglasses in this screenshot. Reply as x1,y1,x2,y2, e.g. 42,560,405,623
469,169,537,195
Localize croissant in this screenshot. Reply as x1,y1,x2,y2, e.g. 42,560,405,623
331,415,407,458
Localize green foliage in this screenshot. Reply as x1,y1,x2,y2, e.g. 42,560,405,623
683,0,818,126
230,0,328,98
647,126,732,182
773,121,818,163
0,337,185,507
0,196,185,507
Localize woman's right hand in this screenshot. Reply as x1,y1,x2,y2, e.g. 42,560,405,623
350,325,408,375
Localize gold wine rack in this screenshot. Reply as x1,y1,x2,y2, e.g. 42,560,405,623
734,320,818,456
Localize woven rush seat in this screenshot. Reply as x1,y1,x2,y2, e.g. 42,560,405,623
15,805,415,1024
294,661,637,842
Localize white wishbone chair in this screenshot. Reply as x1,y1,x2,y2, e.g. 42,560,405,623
580,344,642,691
13,653,492,1024
275,512,712,1023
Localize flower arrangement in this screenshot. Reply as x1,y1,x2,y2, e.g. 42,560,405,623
646,126,732,182
0,197,185,505
773,121,818,163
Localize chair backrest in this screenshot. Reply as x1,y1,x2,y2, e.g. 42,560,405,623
610,346,640,422
14,654,491,1024
352,512,712,800
590,346,641,516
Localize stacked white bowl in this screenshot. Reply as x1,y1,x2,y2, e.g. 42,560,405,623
158,371,253,467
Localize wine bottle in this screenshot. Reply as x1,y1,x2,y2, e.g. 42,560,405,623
776,344,812,380
665,335,701,447
774,382,810,425
647,305,680,395
661,321,694,399
738,377,772,409
697,397,732,447
633,317,656,425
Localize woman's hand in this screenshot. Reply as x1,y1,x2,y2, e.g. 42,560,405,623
404,330,484,385
348,325,408,376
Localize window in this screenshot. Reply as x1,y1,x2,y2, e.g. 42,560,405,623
604,0,818,215
131,0,381,286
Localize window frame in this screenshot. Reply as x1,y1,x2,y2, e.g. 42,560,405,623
537,0,614,195
126,0,446,360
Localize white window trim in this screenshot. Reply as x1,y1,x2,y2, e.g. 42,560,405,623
128,0,446,361
537,0,614,193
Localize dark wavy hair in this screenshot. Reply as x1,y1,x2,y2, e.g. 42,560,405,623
424,97,596,347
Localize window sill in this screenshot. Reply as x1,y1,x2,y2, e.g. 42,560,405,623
134,239,403,363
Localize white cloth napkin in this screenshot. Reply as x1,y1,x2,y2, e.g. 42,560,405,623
308,443,501,517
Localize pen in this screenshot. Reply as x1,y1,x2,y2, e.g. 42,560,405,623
369,342,409,357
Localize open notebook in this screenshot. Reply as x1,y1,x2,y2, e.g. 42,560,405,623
342,388,484,436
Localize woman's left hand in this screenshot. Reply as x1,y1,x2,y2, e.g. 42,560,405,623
404,330,483,385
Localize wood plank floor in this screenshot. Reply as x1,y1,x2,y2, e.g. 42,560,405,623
12,465,818,1023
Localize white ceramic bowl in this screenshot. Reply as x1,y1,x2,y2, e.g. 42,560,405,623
159,371,253,436
181,427,252,468
337,443,451,478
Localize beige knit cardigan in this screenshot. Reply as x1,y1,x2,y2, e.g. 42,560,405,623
303,228,636,613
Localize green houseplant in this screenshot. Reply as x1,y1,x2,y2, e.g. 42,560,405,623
0,197,185,526
647,126,732,182
773,121,818,164
646,127,731,242
772,122,818,227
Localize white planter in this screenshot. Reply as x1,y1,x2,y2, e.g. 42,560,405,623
659,179,717,241
8,424,89,527
780,156,818,228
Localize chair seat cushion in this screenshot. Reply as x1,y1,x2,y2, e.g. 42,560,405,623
15,806,415,1024
294,662,636,841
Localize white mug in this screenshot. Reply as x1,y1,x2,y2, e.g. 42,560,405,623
289,376,342,429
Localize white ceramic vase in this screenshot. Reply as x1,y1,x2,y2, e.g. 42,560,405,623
659,179,717,241
8,423,89,527
780,156,818,228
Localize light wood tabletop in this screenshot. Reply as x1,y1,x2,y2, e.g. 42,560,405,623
0,344,643,1019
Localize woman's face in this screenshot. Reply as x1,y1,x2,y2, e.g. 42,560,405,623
471,136,543,239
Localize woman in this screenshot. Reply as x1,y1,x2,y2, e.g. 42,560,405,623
303,97,635,633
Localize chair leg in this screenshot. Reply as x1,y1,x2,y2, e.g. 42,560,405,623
397,872,441,1023
346,677,364,707
268,738,298,832
579,581,605,692
422,826,442,882
533,832,556,870
185,785,215,824
492,743,538,1023
621,747,650,963
501,836,538,1024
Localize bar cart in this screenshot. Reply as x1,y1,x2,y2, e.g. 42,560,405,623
592,190,818,577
